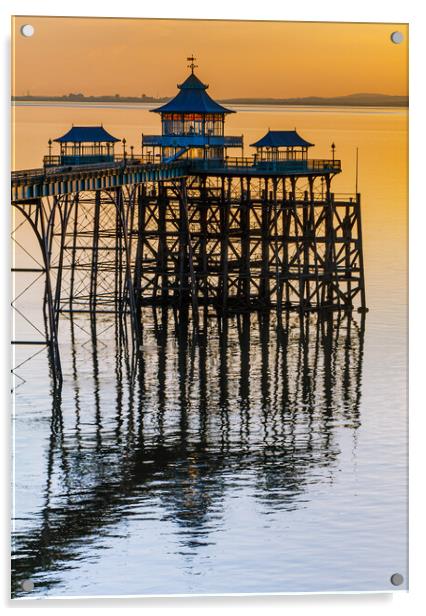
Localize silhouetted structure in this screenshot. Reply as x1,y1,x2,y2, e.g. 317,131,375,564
11,60,366,387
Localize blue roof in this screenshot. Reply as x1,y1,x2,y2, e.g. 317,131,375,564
250,130,314,148
151,71,234,115
54,126,120,143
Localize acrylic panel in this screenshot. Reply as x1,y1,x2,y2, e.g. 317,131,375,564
11,16,408,598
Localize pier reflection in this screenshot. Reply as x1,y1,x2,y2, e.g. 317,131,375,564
12,308,365,597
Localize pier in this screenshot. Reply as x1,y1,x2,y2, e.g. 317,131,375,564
11,60,366,388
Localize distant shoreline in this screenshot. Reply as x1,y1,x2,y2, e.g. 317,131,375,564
12,93,408,108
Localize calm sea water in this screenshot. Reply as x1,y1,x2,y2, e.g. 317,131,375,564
12,103,408,597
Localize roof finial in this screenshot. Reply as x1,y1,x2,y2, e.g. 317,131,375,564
187,55,198,74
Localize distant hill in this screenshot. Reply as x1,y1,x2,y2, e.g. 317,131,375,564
221,93,408,107
12,93,169,104
12,92,408,107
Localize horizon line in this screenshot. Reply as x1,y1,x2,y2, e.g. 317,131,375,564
12,92,409,101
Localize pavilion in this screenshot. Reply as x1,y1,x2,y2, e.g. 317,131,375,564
250,130,314,162
142,56,243,162
46,125,121,166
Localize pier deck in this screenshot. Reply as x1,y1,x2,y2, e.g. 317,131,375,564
12,156,341,203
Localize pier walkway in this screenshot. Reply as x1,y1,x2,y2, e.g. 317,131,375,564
11,156,341,203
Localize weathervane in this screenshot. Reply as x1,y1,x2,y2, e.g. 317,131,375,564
187,55,198,73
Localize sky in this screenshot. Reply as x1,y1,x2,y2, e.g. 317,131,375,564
12,17,408,98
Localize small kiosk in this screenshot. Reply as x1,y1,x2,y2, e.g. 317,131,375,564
45,125,120,167
251,130,314,166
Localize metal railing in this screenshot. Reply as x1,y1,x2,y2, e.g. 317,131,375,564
13,155,341,187
142,134,244,147
190,157,342,173
307,159,341,171
12,157,191,186
11,168,46,183
43,155,62,167
42,153,169,168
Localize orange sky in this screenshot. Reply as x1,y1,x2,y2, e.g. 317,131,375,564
12,17,408,98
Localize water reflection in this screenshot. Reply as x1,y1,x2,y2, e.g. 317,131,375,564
12,308,365,597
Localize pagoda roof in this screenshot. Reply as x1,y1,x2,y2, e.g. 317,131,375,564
151,71,234,115
54,126,120,143
250,130,314,148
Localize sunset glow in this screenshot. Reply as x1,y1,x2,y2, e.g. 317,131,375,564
12,17,408,98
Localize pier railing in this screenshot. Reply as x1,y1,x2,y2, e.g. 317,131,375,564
191,157,342,174
14,156,342,198
41,153,341,175
142,134,244,148
12,159,191,199
42,154,160,168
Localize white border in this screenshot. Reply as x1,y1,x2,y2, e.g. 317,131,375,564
0,1,417,22
1,1,425,614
